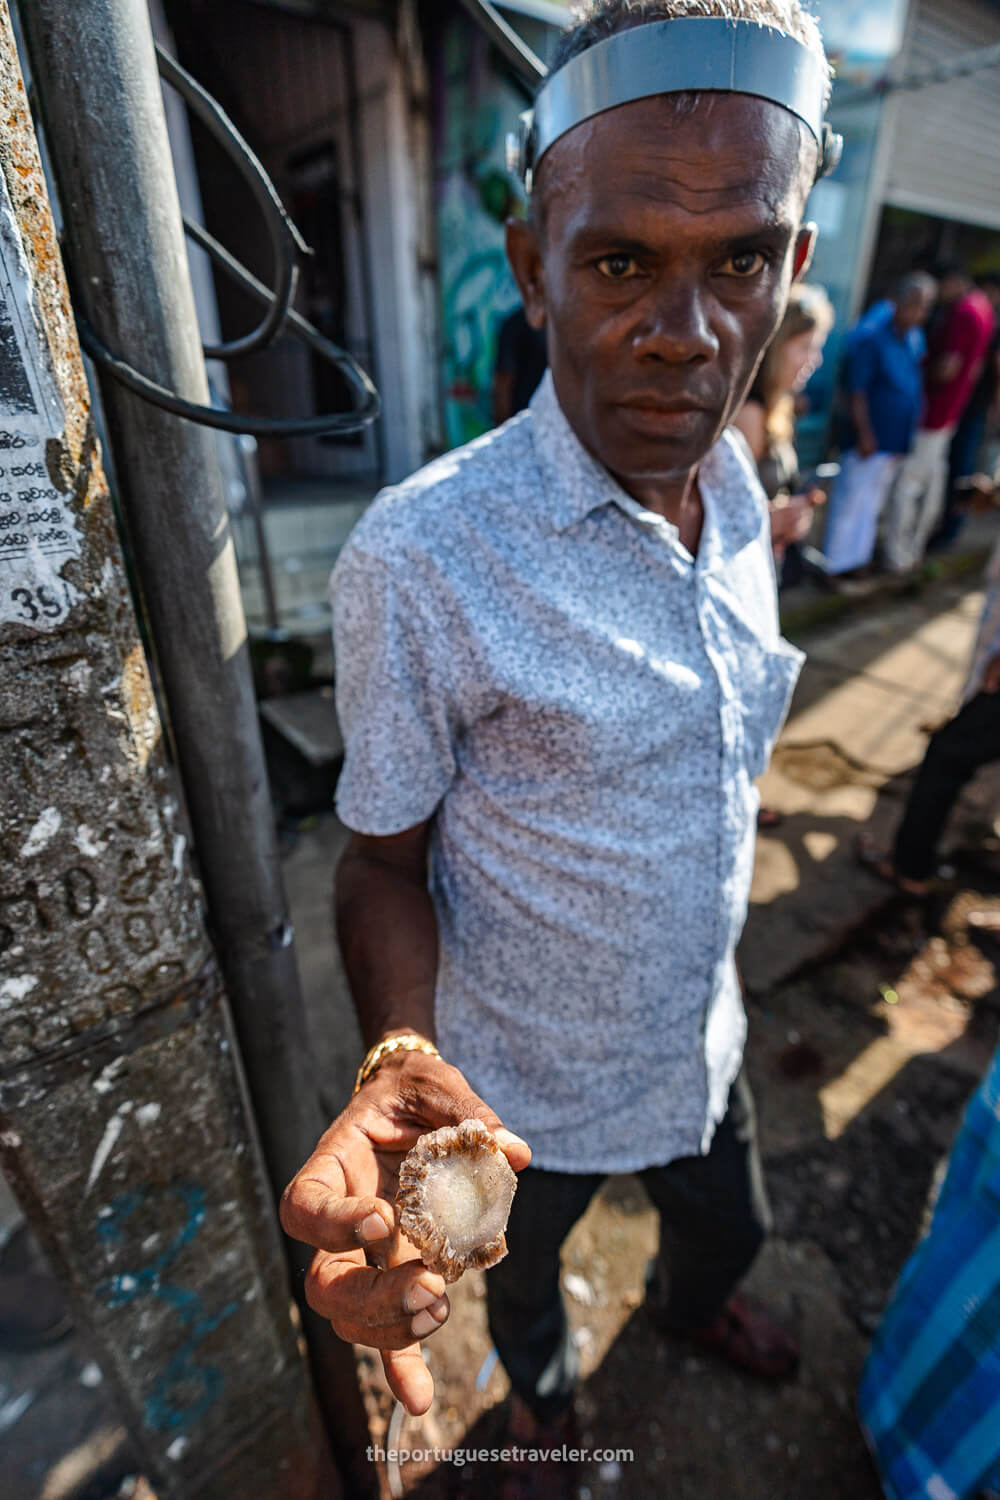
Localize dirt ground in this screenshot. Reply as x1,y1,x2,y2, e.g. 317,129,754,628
343,575,1000,1500
5,564,1000,1499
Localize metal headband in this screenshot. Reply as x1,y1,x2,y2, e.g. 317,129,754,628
508,18,842,188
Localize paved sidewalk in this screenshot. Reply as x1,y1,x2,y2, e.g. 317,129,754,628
743,576,991,993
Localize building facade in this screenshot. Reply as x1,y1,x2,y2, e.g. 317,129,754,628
154,0,1000,626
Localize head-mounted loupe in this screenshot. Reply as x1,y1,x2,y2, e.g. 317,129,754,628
507,17,842,191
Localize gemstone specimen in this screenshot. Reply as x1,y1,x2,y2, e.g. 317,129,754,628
396,1118,518,1283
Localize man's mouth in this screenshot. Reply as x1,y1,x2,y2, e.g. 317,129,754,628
615,395,713,434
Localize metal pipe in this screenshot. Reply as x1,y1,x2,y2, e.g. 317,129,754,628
155,42,302,363
343,17,390,483
17,0,372,1486
238,434,282,634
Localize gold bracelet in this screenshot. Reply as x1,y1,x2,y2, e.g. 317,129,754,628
353,1033,440,1096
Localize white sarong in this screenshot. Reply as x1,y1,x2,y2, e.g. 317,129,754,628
823,449,901,575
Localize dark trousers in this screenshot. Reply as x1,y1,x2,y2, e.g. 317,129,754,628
930,406,988,550
486,1073,770,1422
894,691,1000,881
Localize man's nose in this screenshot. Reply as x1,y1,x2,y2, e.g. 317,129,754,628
630,278,719,364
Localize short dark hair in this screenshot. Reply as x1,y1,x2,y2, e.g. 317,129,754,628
896,271,937,303
932,262,968,284
547,0,831,97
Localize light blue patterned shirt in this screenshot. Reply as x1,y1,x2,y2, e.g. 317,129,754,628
332,373,803,1172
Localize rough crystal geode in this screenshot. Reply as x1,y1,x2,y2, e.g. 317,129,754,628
396,1118,518,1283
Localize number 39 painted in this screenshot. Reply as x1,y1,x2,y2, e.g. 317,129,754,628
10,584,68,622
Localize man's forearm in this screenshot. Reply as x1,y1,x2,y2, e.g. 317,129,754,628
336,839,439,1048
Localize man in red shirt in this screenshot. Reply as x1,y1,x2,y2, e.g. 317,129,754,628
884,268,999,573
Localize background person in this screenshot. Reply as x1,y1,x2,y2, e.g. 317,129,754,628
930,289,1000,552
733,282,832,832
732,281,834,582
859,1041,1000,1500
823,272,936,579
883,267,999,574
493,303,548,425
858,533,1000,895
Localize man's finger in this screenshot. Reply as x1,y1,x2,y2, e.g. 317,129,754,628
281,1175,394,1254
305,1250,451,1347
382,1346,435,1416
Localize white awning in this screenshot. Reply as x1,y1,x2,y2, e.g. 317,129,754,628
881,0,1000,232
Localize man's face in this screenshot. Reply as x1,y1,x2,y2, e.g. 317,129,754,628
938,273,968,307
507,93,815,489
897,290,934,332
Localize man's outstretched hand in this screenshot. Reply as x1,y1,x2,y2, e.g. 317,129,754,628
280,1049,530,1416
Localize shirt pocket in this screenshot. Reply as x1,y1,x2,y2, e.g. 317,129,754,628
733,635,804,781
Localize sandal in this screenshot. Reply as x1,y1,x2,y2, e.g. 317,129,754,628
757,806,784,831
855,832,932,896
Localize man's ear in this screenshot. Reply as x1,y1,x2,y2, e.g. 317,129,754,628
792,222,818,282
506,217,547,330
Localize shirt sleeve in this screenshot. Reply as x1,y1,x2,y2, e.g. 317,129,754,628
331,542,460,835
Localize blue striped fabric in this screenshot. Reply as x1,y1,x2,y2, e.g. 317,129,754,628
859,1046,1000,1500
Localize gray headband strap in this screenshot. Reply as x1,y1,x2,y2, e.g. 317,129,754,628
511,18,840,185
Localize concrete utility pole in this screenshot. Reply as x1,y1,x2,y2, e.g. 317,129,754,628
0,5,340,1495
16,0,376,1489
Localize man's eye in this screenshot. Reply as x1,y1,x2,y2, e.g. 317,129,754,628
720,251,769,278
596,254,641,279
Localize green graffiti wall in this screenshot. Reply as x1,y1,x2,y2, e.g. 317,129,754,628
433,12,560,449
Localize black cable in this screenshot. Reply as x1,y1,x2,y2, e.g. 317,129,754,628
835,40,1000,109
155,45,301,362
183,216,379,422
73,47,380,436
77,313,379,437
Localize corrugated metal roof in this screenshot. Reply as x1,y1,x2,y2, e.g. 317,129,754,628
883,0,1000,230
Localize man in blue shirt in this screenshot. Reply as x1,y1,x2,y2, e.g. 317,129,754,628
824,273,936,576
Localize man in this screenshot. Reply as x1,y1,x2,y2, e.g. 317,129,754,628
930,284,1000,552
859,1039,1000,1500
859,530,1000,896
282,1,834,1491
883,266,999,574
824,272,936,579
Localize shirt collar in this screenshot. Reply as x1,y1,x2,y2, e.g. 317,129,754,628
528,370,764,563
529,372,628,534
